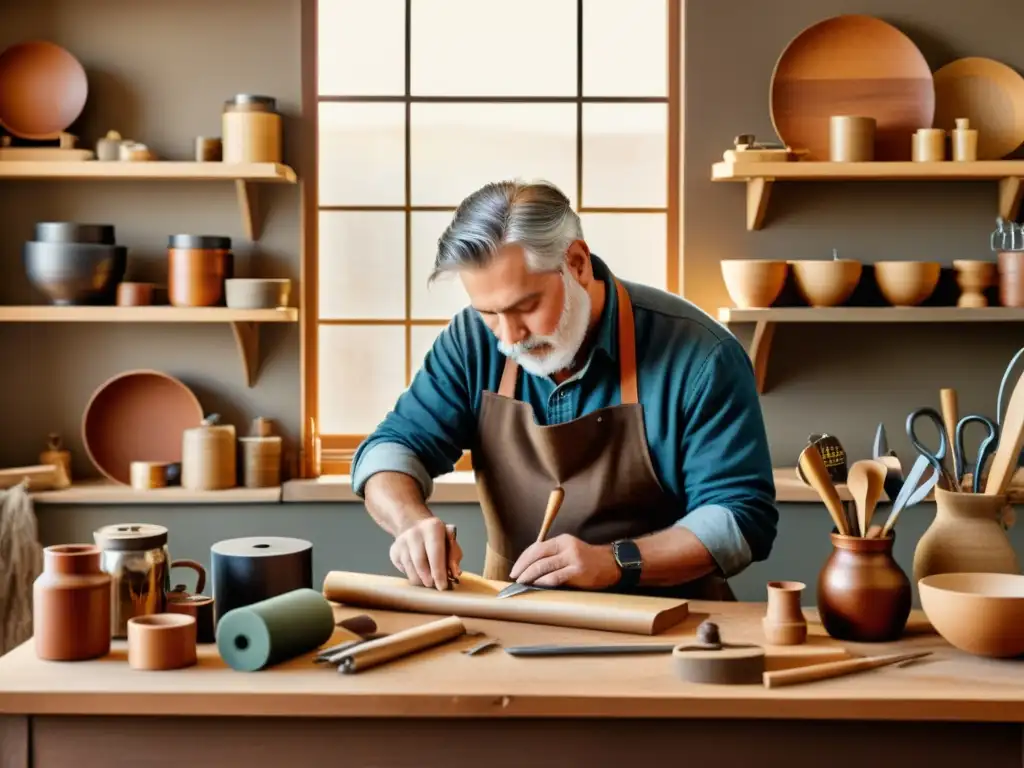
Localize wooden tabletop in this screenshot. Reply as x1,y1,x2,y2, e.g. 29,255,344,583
1,601,1022,722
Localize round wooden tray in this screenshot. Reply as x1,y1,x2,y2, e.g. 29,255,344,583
770,14,934,161
933,57,1024,159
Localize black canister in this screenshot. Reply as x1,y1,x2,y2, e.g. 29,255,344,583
210,536,313,625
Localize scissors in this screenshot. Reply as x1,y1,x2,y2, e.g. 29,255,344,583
906,407,960,491
906,407,999,493
953,415,1000,493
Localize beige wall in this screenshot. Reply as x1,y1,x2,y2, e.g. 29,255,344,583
0,0,304,476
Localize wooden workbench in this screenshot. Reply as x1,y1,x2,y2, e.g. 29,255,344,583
1,601,1023,768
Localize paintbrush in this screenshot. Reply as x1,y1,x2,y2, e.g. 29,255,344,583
496,487,565,599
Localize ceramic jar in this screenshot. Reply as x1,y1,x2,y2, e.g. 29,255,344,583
33,544,112,660
998,251,1024,308
913,487,1019,583
763,580,807,645
167,235,233,307
817,532,911,642
222,94,281,164
181,414,237,490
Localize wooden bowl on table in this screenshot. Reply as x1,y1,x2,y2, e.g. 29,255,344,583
788,258,862,307
874,261,941,306
919,572,1024,658
720,260,788,308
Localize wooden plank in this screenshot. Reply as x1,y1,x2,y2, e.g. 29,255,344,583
0,161,297,182
32,480,281,505
719,307,1024,324
0,716,28,768
712,160,1024,182
0,306,298,323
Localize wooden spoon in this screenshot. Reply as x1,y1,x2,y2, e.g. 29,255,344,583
985,370,1024,496
846,459,887,537
798,443,849,535
536,487,565,542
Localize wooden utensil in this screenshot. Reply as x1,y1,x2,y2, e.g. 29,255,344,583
762,650,931,688
495,487,565,599
985,370,1024,496
876,454,904,501
940,388,961,486
798,443,850,535
846,460,887,537
933,57,1024,160
770,14,934,161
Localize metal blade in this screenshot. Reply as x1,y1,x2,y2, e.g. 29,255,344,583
873,423,890,459
495,582,546,599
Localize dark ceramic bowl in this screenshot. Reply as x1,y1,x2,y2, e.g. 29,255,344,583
23,241,128,305
34,222,116,245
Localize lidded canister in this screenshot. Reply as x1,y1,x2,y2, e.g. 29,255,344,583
222,94,282,163
167,234,233,307
181,414,237,491
239,417,282,488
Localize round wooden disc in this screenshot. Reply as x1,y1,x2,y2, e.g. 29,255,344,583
933,57,1024,160
672,645,766,685
770,14,934,161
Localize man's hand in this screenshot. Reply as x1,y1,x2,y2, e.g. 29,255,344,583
508,534,621,590
389,517,462,590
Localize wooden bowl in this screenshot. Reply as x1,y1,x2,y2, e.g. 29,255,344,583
874,261,941,306
788,259,862,307
0,40,88,140
82,369,204,485
919,572,1024,658
720,260,788,308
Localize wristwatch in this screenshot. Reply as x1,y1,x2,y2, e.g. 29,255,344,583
611,539,642,590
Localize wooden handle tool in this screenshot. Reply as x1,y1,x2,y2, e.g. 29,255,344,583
985,370,1024,496
536,487,565,542
846,459,887,537
798,444,849,535
939,388,960,487
762,650,932,688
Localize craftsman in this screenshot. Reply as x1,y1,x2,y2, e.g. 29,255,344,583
351,180,778,600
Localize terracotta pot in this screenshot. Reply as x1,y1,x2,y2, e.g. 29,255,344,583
762,580,807,645
127,613,197,670
33,544,111,660
998,251,1024,308
913,487,1019,583
817,532,911,642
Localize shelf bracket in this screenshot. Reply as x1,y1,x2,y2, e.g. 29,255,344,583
235,180,264,241
230,321,260,387
998,177,1024,222
749,320,776,394
746,177,774,231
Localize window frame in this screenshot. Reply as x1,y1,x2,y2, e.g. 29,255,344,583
300,0,682,477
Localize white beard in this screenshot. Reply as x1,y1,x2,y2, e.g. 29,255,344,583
497,269,592,377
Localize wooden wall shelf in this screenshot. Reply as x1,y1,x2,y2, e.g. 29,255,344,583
32,480,281,505
0,161,298,241
711,161,1024,230
719,306,1024,394
0,306,298,387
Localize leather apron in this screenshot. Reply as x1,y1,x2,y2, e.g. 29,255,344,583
471,277,735,601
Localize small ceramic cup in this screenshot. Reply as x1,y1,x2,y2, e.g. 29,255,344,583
127,613,197,670
763,580,808,645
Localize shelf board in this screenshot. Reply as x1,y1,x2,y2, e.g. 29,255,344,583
31,480,282,505
0,305,297,386
711,160,1024,230
0,161,298,240
719,306,1024,393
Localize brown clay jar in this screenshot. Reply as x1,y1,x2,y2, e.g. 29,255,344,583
998,251,1024,308
167,235,233,307
817,532,911,643
33,544,112,661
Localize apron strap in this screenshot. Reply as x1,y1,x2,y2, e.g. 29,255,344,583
495,275,638,405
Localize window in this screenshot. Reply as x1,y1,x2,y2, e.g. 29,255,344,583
306,0,681,475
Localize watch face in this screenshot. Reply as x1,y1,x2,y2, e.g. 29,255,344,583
614,540,642,568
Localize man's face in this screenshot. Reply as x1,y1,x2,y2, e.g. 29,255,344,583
460,243,593,376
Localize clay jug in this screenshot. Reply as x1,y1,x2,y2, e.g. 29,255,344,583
818,532,911,642
33,544,112,660
913,487,1019,583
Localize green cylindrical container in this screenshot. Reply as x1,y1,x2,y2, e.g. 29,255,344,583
216,588,334,671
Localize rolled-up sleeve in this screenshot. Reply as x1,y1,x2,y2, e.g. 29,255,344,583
674,337,778,577
350,314,477,498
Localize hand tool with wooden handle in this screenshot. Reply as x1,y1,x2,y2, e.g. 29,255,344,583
985,370,1024,496
846,459,887,537
505,643,677,657
762,650,931,688
797,443,849,535
496,487,566,599
940,388,960,486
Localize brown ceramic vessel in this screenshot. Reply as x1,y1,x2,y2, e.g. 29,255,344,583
998,251,1024,308
817,532,911,642
33,544,111,661
789,259,862,307
953,260,997,308
127,613,197,670
873,260,941,306
762,580,807,645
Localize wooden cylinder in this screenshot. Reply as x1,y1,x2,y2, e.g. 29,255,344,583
997,251,1024,308
167,235,233,307
829,116,875,162
951,118,978,162
195,136,222,162
222,95,281,164
116,282,155,307
181,415,237,491
913,129,946,162
240,436,282,488
130,461,168,490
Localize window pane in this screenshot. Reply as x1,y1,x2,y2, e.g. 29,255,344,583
580,212,667,289
410,0,576,96
410,324,447,380
583,0,667,97
318,0,405,96
318,325,406,434
582,103,667,208
318,211,405,319
411,103,577,207
410,211,469,319
319,102,405,206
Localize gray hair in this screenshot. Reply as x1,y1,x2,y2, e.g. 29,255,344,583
429,180,583,283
